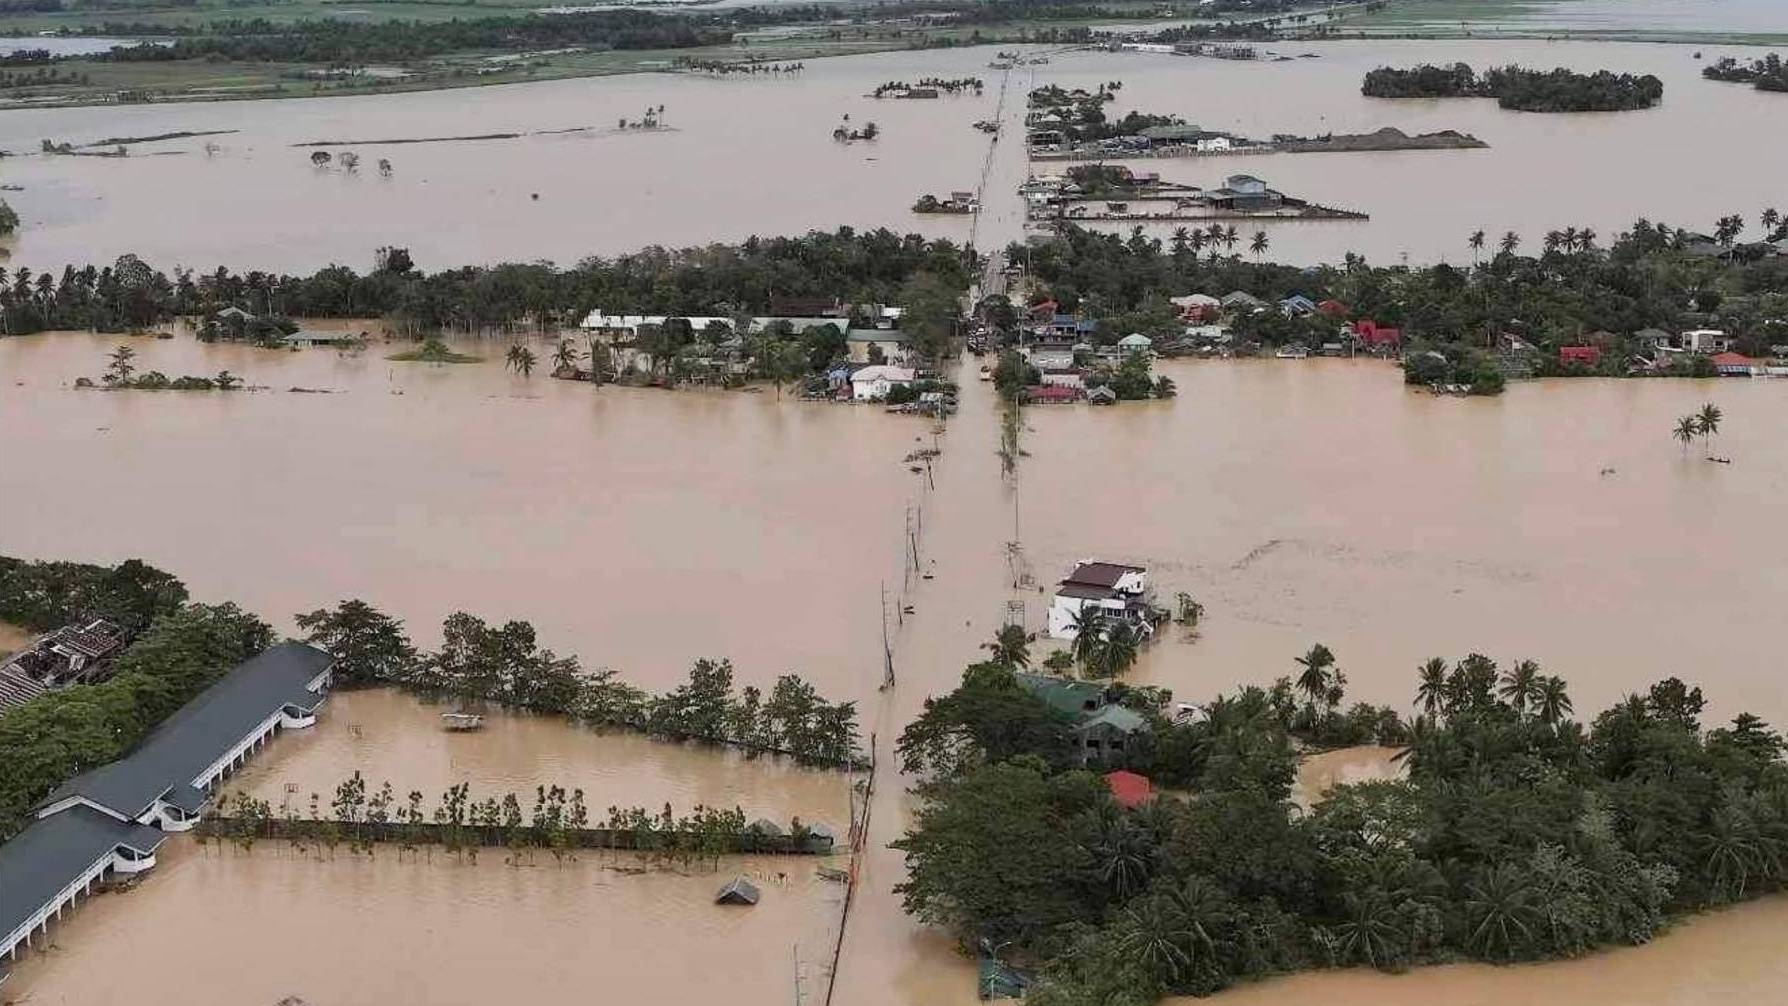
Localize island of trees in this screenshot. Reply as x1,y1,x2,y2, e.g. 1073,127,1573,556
894,641,1788,1003
1362,63,1664,112
1703,53,1788,93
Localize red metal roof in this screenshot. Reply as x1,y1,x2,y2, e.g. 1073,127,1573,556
1105,770,1153,809
1560,345,1601,364
1711,352,1758,366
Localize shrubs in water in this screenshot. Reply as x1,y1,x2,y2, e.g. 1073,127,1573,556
1363,63,1664,111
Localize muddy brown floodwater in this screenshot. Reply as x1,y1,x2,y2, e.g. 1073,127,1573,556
1,40,1784,269
2,837,846,1006
228,687,853,830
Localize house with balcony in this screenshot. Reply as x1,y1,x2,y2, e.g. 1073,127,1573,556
1047,561,1154,639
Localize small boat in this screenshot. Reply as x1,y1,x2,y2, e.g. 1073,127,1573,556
441,712,484,731
1274,345,1310,359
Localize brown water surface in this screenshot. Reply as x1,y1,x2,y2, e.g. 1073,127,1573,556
1291,745,1405,812
0,40,1782,269
1,837,844,1005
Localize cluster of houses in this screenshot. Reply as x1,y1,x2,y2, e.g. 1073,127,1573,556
578,296,918,389
1018,291,1403,364
1554,327,1788,376
0,618,128,714
0,643,336,971
1029,122,1251,157
208,306,362,350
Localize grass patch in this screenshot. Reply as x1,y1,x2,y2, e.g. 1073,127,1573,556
386,339,483,363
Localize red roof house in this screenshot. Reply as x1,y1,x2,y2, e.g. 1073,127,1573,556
1024,384,1080,404
1028,299,1060,319
1710,351,1760,375
1353,319,1402,349
1317,299,1350,319
1559,345,1601,366
1104,770,1154,809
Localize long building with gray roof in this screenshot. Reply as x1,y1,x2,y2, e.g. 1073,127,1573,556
2,641,334,967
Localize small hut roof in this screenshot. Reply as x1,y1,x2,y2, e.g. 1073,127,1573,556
716,876,762,905
746,818,785,836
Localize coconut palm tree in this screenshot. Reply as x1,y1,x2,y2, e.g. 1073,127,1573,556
982,624,1031,669
1249,231,1269,260
1499,659,1541,716
1468,229,1486,265
1068,605,1107,669
1222,225,1240,255
1334,892,1403,969
551,338,578,373
1763,207,1781,236
1696,402,1722,452
1415,657,1449,717
1294,644,1336,708
1534,676,1573,725
1673,415,1699,454
505,344,537,378
1499,231,1521,257
214,370,240,390
1097,622,1141,678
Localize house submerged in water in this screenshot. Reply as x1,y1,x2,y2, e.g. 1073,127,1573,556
1047,561,1156,640
1,642,335,967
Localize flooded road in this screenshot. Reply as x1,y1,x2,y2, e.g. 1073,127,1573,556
2,40,1785,270
2,836,845,1005
228,687,854,830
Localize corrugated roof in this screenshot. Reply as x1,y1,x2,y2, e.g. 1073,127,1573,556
1013,673,1106,719
42,642,333,820
1064,562,1143,588
1,804,165,947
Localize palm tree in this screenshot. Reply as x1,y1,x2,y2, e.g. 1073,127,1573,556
1249,230,1269,260
1499,231,1520,257
1763,207,1781,236
1097,622,1141,678
1415,658,1449,717
1294,644,1336,707
1223,225,1239,255
551,338,578,373
1090,814,1155,900
1068,605,1107,670
981,624,1031,669
1535,676,1573,725
1498,659,1541,716
1468,229,1486,266
1463,863,1538,961
1561,226,1580,254
1696,402,1722,452
1334,892,1403,969
505,344,537,378
1673,415,1699,454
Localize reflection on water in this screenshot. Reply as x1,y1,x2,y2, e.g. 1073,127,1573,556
229,687,853,829
0,39,1784,269
1,837,845,1005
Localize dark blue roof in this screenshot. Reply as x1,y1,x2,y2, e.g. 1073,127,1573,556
1,804,165,948
42,642,332,820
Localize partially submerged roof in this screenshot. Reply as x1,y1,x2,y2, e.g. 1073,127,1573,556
745,818,785,836
716,877,761,905
1013,672,1106,718
0,804,166,945
42,641,333,821
1077,704,1148,735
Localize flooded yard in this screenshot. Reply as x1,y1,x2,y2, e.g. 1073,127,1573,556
1,837,845,1005
228,687,854,831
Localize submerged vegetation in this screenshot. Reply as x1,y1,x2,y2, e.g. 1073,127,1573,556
1702,53,1788,92
895,653,1788,1002
296,600,863,767
0,228,973,338
1362,63,1664,111
386,338,482,363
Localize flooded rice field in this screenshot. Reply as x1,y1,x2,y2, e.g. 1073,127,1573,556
1,836,845,1005
1,39,1784,270
228,687,853,830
